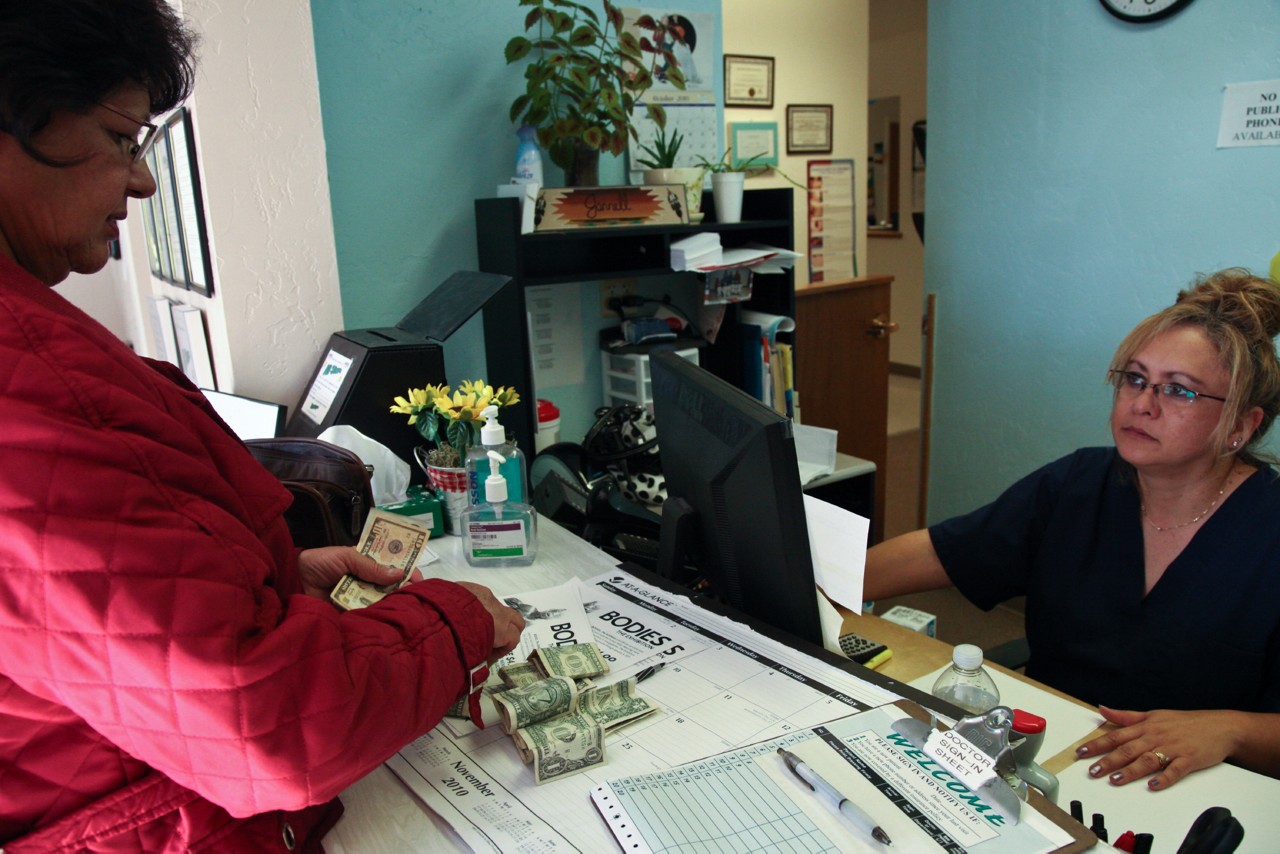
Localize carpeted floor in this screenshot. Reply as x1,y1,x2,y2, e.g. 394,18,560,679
876,428,1027,659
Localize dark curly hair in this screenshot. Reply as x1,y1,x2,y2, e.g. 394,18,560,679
0,0,197,163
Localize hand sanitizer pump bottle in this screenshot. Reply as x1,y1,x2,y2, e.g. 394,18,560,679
461,451,538,567
466,405,527,507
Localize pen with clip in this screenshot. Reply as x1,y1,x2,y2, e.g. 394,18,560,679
777,747,893,846
634,662,665,682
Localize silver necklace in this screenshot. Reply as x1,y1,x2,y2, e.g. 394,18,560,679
1141,467,1234,532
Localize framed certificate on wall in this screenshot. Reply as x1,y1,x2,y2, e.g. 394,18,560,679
786,104,834,154
724,54,774,108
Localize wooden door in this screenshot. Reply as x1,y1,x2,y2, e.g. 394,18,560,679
795,275,895,543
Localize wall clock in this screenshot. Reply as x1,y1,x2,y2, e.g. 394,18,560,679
1099,0,1196,23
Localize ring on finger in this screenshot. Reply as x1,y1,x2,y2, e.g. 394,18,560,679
1149,749,1171,769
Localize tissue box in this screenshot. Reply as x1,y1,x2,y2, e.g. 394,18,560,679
880,605,936,638
379,486,443,537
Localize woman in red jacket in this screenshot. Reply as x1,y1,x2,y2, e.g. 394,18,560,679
0,2,524,850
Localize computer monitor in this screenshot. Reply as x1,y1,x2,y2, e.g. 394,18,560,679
649,350,822,645
201,388,287,440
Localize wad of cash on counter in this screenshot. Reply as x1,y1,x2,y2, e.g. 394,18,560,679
491,642,659,784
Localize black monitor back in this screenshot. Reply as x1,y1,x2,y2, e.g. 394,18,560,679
650,351,821,645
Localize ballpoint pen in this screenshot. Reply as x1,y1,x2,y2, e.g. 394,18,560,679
635,662,666,682
777,748,893,846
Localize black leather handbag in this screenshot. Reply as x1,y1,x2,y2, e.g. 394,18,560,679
245,437,375,549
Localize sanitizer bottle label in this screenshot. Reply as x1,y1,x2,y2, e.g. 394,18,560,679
467,519,528,557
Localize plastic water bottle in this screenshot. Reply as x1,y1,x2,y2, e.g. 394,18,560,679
931,644,1000,714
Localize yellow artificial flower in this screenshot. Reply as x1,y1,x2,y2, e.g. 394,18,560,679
390,380,521,456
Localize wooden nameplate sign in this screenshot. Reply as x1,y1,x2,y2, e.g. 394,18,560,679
532,185,689,231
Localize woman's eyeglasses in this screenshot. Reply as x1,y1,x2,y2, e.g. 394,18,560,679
96,102,159,163
1109,369,1227,406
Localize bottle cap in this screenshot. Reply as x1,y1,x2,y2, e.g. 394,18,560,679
952,643,984,670
485,449,508,502
537,398,560,423
480,405,504,446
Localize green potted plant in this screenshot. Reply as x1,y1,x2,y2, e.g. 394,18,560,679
504,0,685,186
697,148,805,224
634,121,683,171
635,121,704,221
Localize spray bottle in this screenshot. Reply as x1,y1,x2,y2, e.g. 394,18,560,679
461,450,538,567
466,405,527,507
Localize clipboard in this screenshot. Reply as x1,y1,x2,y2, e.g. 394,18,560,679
892,700,1097,852
592,699,1096,853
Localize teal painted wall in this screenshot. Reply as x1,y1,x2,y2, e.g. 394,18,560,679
310,1,721,443
926,1,1280,521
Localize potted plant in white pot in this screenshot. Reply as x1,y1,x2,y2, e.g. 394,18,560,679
504,0,685,187
697,148,765,225
697,148,806,224
634,121,704,222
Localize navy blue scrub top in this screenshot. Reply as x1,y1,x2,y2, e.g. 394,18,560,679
930,447,1280,712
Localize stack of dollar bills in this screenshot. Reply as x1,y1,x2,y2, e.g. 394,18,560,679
491,642,659,784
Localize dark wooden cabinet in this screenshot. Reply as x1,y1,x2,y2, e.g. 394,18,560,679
795,275,894,543
473,188,797,453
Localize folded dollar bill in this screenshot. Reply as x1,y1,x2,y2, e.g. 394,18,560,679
329,508,429,610
498,661,544,689
529,642,609,680
578,678,658,732
494,675,578,734
515,713,607,784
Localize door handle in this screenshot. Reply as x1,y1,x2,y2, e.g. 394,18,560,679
867,317,900,338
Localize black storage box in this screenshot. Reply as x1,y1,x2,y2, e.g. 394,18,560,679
285,271,513,481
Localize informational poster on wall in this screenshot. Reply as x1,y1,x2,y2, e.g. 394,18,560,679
1218,79,1280,148
806,159,857,283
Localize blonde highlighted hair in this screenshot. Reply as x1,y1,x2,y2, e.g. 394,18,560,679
1109,268,1280,467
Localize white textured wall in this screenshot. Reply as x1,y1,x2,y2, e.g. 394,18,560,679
181,0,342,405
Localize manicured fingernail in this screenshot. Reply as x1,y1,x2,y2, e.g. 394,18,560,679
1109,772,1124,783
1089,764,1102,777
1076,746,1089,756
1148,777,1161,789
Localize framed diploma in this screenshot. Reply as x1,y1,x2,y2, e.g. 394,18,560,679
786,103,834,154
730,122,779,169
724,54,774,108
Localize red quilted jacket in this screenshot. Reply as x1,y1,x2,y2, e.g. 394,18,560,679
0,254,495,851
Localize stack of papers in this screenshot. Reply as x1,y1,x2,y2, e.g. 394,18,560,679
694,245,775,272
670,232,722,271
694,242,803,273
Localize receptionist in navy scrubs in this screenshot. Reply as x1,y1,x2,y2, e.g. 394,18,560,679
865,268,1280,791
